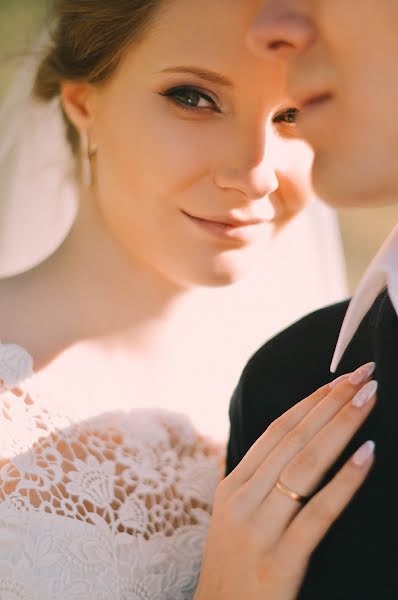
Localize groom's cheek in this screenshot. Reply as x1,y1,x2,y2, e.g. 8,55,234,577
274,139,316,218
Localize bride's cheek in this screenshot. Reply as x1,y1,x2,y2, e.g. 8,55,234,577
129,111,214,195
149,112,219,181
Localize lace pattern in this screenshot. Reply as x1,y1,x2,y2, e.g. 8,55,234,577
0,343,224,599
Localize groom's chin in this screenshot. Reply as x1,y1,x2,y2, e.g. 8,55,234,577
312,152,398,210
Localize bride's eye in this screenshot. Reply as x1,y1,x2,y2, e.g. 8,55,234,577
273,108,299,125
161,86,221,113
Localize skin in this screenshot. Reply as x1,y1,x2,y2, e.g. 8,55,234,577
247,0,398,208
0,0,315,370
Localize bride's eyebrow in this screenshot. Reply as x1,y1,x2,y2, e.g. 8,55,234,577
157,66,234,88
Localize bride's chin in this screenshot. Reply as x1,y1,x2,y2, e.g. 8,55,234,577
166,237,273,289
198,269,245,288
188,252,259,289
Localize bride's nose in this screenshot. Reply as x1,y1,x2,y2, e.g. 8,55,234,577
214,129,279,201
247,6,315,59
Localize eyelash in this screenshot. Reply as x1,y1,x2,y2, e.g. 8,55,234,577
160,86,221,113
160,85,300,125
273,107,300,126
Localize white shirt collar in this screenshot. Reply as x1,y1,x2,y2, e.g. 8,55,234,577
331,223,398,373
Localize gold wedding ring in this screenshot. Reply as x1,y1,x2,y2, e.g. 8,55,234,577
276,479,308,504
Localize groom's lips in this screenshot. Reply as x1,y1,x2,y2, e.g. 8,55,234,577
295,90,334,123
301,91,333,110
292,89,334,138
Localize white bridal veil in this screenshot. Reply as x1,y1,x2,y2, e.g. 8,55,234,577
0,32,347,440
0,32,78,279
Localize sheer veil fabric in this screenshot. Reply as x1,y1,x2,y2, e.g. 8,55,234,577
0,31,78,279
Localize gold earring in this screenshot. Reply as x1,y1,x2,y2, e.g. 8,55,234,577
80,129,97,188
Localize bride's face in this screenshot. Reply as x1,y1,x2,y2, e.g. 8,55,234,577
63,0,314,288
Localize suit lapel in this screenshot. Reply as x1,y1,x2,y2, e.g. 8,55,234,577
372,291,398,448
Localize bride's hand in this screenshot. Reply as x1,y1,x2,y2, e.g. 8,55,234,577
195,363,377,600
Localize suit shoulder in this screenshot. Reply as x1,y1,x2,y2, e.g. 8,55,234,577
242,300,350,391
226,300,351,472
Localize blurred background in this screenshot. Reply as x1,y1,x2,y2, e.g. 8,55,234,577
1,1,397,441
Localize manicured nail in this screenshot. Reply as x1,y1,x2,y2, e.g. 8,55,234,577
352,380,378,408
329,373,351,390
348,362,376,385
352,441,375,467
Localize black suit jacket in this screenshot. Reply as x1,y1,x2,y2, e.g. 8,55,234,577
226,291,398,599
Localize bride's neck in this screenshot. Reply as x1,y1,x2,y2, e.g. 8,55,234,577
0,190,191,370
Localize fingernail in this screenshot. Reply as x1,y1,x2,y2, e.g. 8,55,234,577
352,441,375,467
329,373,351,390
352,380,378,408
348,362,376,385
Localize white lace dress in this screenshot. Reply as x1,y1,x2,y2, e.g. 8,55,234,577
0,341,224,599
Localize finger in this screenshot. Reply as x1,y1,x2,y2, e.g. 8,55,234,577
281,380,377,497
278,440,375,564
258,380,376,540
226,382,331,490
240,366,373,508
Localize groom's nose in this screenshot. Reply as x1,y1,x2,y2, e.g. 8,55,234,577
247,4,315,59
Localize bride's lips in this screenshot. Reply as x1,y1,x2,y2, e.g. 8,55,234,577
181,210,270,243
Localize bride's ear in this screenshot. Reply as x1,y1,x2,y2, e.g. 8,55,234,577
61,81,96,131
